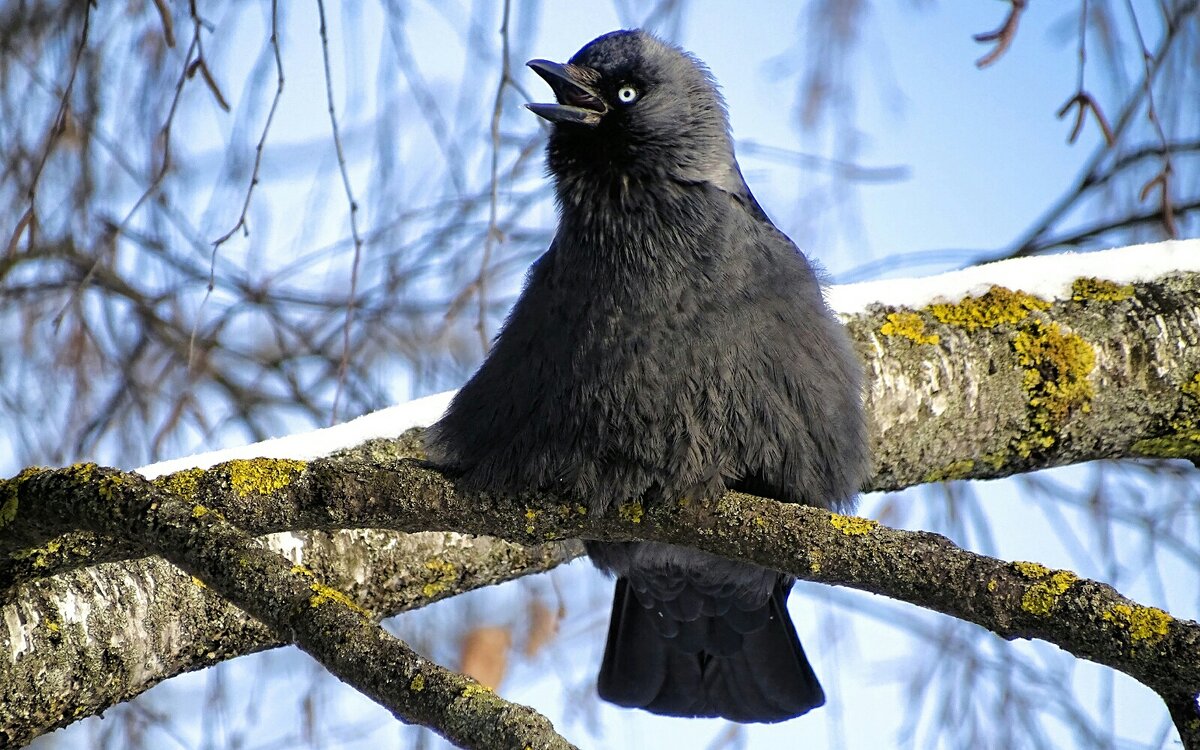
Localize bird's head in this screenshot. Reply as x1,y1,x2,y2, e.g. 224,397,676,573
527,30,740,199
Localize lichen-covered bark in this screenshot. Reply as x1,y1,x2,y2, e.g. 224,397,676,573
3,268,1200,748
1,530,578,747
856,271,1200,487
2,469,577,750
4,458,1199,747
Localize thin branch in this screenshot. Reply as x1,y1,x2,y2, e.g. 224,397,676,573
1055,2,1116,146
974,0,1028,68
1123,0,1180,237
1056,91,1115,146
1001,0,1199,258
1034,196,1199,252
315,0,366,423
476,0,515,353
151,0,176,48
9,3,91,267
211,0,286,248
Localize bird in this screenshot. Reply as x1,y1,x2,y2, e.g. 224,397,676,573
424,29,869,723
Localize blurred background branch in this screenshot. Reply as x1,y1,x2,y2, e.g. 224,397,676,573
2,1,1197,749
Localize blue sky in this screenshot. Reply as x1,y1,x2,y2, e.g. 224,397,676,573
27,2,1196,748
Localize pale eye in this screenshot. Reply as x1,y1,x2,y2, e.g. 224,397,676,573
617,85,639,104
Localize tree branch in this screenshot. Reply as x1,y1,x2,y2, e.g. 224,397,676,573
3,466,576,750
0,529,579,746
5,250,1200,746
4,454,1198,746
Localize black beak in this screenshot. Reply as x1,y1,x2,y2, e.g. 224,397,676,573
526,59,607,127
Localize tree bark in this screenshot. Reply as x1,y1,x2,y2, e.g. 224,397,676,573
3,262,1199,748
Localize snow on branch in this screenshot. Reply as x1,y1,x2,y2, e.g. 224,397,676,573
4,240,1200,748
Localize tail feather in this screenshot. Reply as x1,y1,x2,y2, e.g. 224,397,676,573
597,577,824,723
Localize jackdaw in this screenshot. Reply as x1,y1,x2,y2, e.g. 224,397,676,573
425,29,869,723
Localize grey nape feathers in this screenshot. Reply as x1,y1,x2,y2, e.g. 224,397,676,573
426,29,869,723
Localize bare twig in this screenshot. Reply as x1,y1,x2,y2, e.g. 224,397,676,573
5,208,34,258
1056,91,1116,145
151,0,176,47
1029,196,1199,252
381,0,469,196
1124,0,1180,237
14,3,91,267
1001,0,1199,257
315,0,366,423
974,0,1028,68
211,0,285,248
1054,3,1119,147
476,0,515,353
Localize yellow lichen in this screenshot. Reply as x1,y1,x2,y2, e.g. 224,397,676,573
410,674,425,692
524,508,538,534
0,467,45,527
0,481,18,528
809,550,823,574
753,516,768,529
1013,561,1050,579
928,286,1049,331
291,564,314,577
1102,603,1172,645
987,579,998,592
11,539,63,569
829,514,878,536
67,462,98,483
1131,436,1200,460
618,501,645,524
190,504,225,523
222,458,307,498
1022,572,1077,615
1012,320,1095,457
422,558,459,599
461,683,493,699
880,311,940,345
46,618,61,633
1071,277,1133,302
191,575,207,589
1013,561,1078,616
1133,373,1200,459
154,467,205,499
1182,373,1200,400
97,474,127,502
923,458,976,483
982,450,1008,471
309,581,371,619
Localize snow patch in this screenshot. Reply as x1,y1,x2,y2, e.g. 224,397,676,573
826,239,1200,315
136,391,455,479
136,241,1199,478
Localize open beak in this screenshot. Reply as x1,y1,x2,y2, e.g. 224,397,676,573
526,59,607,127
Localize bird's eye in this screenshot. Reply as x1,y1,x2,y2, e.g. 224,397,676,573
616,85,639,104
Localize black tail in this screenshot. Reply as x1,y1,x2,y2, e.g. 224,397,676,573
596,577,824,723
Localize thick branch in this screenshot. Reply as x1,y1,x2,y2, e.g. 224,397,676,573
0,530,578,747
3,458,1198,744
4,468,575,750
5,253,1200,745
